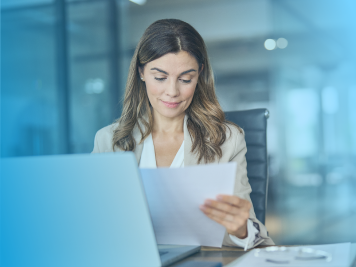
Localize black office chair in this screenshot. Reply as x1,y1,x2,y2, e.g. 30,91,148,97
225,109,269,225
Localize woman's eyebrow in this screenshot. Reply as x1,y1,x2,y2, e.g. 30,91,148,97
151,67,168,74
180,69,197,75
150,67,197,75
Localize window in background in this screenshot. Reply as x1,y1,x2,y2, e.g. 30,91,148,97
1,5,59,157
269,0,356,245
67,0,129,154
1,0,128,156
68,0,114,154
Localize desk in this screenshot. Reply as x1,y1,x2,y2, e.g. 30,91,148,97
171,244,356,267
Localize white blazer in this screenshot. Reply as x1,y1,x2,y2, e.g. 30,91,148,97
92,116,275,247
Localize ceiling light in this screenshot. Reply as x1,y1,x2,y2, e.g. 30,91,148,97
85,78,105,94
277,38,288,49
264,39,276,50
130,0,146,5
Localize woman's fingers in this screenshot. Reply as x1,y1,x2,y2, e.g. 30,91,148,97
216,195,252,211
202,198,251,217
203,199,240,215
200,195,251,238
200,202,250,223
200,204,235,222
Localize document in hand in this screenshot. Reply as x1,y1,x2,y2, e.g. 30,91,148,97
140,162,236,247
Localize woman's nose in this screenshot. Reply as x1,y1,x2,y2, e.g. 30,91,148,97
165,79,179,97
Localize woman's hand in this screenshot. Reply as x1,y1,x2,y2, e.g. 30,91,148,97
199,194,252,239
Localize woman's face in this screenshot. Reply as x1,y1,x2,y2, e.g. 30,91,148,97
140,51,202,119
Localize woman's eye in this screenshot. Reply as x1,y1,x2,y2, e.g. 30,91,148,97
154,77,166,81
181,79,191,84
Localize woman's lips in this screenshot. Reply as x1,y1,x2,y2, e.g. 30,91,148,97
161,100,182,108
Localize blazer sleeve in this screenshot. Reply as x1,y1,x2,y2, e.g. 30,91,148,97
222,128,275,247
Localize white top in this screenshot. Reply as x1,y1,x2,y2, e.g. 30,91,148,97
139,133,184,168
139,133,259,249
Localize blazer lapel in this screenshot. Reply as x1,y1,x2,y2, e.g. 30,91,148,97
184,115,200,166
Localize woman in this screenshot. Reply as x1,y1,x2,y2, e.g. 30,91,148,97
92,19,274,248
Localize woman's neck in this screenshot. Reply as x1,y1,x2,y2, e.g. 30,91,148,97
152,110,185,134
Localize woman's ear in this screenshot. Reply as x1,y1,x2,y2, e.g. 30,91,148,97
138,66,144,81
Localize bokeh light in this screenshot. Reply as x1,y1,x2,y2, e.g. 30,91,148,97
264,39,276,50
277,38,288,49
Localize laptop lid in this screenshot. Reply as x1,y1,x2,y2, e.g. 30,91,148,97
1,152,161,267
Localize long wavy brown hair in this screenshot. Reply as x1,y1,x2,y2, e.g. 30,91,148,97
112,19,239,163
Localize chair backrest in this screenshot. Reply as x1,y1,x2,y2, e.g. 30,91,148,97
225,109,269,224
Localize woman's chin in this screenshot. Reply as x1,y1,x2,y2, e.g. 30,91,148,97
155,108,185,119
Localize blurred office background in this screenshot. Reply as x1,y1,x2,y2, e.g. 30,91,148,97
2,0,356,245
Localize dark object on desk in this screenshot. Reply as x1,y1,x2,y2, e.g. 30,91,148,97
225,109,270,225
266,259,289,264
175,261,222,267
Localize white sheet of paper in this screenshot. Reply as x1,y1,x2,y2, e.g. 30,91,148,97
140,162,236,247
227,242,351,267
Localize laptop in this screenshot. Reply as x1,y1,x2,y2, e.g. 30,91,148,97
1,152,200,267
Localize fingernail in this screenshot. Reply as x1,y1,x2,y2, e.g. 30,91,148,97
199,205,206,211
217,195,223,200
205,199,212,205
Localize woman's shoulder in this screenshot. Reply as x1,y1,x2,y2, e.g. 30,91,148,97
221,122,246,155
95,122,119,139
225,122,245,141
92,122,119,153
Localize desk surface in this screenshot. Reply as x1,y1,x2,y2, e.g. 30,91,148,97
171,245,356,267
